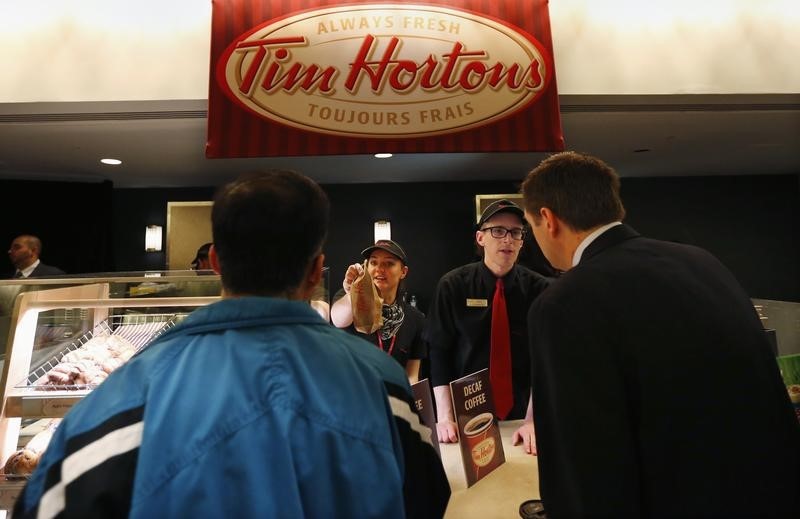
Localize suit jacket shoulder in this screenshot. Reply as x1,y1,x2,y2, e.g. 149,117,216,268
30,262,65,277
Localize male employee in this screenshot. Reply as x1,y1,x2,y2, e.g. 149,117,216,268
427,199,550,454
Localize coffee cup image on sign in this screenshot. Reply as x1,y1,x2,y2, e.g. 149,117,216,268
464,412,497,472
464,412,494,437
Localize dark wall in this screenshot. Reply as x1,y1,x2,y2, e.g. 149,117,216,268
112,187,215,272
110,173,799,311
112,179,526,312
0,179,113,276
322,180,529,313
620,175,799,302
3,174,796,307
323,175,800,310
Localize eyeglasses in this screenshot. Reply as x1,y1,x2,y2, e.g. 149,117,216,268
481,226,526,240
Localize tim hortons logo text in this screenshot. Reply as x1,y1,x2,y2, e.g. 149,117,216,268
217,4,552,138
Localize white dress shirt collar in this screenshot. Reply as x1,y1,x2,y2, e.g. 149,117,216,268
572,222,622,267
19,259,41,278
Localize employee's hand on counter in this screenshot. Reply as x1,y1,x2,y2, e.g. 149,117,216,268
433,385,459,443
436,420,459,443
511,420,538,456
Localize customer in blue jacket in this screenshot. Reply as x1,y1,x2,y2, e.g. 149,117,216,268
14,170,450,518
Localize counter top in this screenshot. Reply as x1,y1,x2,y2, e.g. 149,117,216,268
440,419,540,518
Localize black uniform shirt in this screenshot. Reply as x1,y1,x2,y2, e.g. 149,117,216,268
333,289,427,368
427,261,551,419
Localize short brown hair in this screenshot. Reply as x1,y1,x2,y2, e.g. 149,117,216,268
521,151,626,231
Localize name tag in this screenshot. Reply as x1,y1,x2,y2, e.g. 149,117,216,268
466,298,488,307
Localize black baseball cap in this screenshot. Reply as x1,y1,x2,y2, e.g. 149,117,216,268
477,199,524,228
191,243,212,266
361,239,408,264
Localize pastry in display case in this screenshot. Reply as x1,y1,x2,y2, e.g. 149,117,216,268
2,418,60,479
1,313,182,482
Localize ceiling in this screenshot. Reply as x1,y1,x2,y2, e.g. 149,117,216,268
1,94,798,188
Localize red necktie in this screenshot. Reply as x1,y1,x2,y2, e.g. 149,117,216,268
490,278,513,420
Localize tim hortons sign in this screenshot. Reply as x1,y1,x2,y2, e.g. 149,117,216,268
207,0,563,158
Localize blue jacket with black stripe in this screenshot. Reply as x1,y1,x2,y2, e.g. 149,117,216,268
14,297,450,518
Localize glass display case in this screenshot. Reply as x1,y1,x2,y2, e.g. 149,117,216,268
0,272,222,513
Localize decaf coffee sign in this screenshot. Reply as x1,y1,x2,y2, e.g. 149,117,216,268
208,0,563,158
450,368,505,487
411,378,441,457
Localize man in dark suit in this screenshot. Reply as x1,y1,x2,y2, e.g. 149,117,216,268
7,234,65,278
520,151,800,518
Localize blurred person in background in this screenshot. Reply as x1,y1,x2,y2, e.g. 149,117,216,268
7,234,64,278
190,242,212,271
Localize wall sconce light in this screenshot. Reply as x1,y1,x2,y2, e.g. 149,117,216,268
145,225,163,252
374,220,391,242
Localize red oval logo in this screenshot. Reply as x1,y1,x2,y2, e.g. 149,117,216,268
217,4,553,138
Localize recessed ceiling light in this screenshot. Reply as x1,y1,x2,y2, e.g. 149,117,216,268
374,153,393,159
100,158,122,165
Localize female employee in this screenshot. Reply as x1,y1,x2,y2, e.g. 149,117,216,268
330,239,425,383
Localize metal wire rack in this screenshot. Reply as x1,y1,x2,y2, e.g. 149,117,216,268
19,313,185,389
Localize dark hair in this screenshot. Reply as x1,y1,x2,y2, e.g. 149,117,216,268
196,243,211,258
190,243,212,270
211,170,329,295
521,151,625,231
